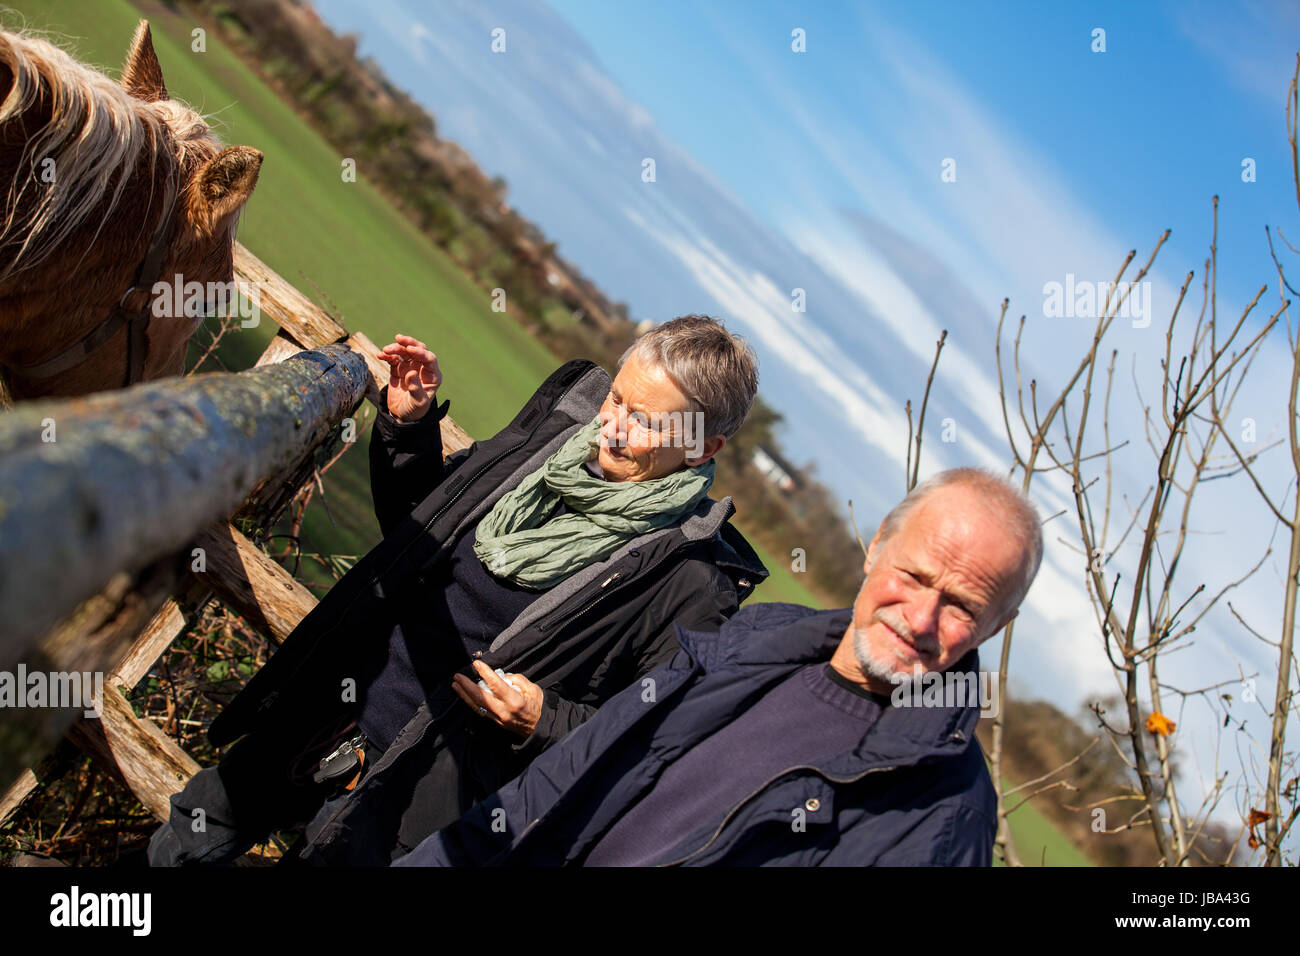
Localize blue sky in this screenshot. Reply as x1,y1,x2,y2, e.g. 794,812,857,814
312,0,1300,843
546,0,1296,315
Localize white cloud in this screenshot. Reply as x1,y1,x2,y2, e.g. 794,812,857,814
784,220,1011,474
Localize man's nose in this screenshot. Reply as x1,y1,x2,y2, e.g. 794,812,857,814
904,588,942,644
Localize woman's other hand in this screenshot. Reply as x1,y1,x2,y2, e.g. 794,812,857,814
452,661,545,738
379,334,443,422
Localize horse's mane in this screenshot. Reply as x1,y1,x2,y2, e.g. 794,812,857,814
0,28,221,284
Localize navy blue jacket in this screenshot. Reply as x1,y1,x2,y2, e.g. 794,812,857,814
394,602,997,867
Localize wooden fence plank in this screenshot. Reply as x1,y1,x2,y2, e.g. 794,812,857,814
66,687,200,821
192,521,317,646
233,243,348,348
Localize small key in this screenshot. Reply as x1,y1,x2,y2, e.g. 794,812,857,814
312,735,364,784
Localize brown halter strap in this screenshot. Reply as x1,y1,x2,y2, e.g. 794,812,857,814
3,186,178,389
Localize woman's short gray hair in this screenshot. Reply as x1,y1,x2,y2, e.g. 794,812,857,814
619,314,759,439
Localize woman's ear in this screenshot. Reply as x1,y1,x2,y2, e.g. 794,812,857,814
684,433,726,467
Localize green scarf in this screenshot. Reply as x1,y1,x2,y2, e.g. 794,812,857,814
472,417,716,589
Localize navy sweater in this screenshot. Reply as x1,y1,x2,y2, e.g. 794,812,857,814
582,662,888,866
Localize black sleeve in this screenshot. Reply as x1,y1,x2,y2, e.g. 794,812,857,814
369,384,457,538
514,692,599,756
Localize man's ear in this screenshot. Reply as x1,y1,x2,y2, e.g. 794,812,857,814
684,433,726,467
864,526,884,576
984,607,1018,641
122,20,168,102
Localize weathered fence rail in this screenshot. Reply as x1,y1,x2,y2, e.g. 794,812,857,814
0,343,370,668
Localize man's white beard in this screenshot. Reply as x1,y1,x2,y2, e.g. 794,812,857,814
853,624,907,685
852,608,931,687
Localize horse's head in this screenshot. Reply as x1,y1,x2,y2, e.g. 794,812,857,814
0,20,262,401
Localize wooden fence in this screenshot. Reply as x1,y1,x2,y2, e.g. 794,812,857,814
0,243,472,839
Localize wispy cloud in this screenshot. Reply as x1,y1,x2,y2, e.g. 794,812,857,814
1170,0,1300,105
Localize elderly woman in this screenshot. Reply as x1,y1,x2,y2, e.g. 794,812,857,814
150,315,767,866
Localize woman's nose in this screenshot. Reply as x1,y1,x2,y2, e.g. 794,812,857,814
601,409,626,442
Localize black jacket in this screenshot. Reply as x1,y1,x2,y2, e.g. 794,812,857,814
205,359,768,863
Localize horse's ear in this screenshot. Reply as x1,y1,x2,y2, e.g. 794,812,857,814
122,20,168,102
186,146,263,234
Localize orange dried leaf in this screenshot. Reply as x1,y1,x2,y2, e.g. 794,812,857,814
1145,712,1176,736
1247,808,1271,827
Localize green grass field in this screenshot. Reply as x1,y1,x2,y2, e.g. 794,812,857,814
4,0,1088,864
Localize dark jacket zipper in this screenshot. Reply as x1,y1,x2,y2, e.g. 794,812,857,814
342,562,630,824
532,571,625,634
352,538,687,815
526,515,759,640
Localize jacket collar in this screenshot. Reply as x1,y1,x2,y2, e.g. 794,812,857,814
675,606,984,771
676,605,851,670
683,496,769,587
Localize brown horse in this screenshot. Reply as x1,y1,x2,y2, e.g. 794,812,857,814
0,19,261,403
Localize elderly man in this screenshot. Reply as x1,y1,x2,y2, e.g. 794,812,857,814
394,468,1042,866
150,315,768,866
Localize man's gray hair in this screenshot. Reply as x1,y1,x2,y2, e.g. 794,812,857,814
619,314,759,438
878,468,1044,615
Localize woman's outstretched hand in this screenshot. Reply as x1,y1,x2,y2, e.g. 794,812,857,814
379,334,443,423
